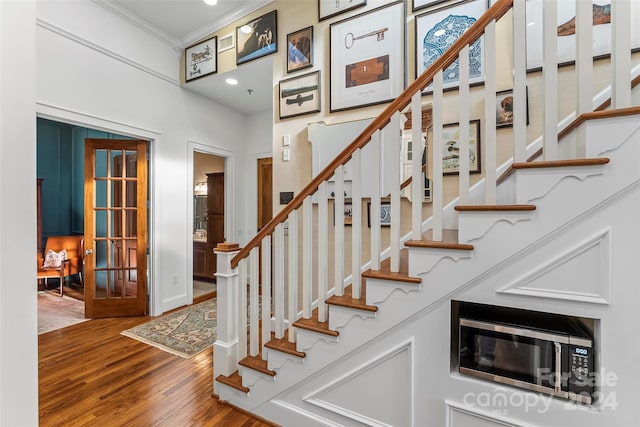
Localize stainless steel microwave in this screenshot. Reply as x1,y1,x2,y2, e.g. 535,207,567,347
458,317,594,405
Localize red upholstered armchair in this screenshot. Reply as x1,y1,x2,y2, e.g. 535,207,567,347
37,235,84,296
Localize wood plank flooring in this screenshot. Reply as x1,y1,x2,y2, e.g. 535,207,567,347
39,312,274,426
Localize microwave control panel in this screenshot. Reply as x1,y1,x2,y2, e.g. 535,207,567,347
569,343,593,399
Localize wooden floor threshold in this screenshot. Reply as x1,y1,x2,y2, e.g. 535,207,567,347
292,309,339,337
215,371,249,394
264,332,306,359
405,229,473,251
512,157,609,169
326,282,378,313
454,204,536,212
239,354,276,377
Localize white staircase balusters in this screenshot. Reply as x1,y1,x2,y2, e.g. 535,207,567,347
302,196,313,318
261,236,271,360
576,0,594,116
274,223,285,339
287,210,298,342
351,149,363,296
543,0,558,160
512,0,527,163
484,20,498,204
249,247,259,357
411,92,423,238
611,0,632,109
370,130,382,270
238,258,247,361
389,112,402,272
458,45,471,204
317,182,328,321
334,166,345,297
432,70,444,241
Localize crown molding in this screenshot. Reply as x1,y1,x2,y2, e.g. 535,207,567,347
181,0,274,47
92,0,183,52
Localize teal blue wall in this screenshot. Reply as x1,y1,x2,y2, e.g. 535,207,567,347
36,118,130,252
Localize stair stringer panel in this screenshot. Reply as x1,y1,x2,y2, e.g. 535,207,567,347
217,115,640,420
253,183,640,427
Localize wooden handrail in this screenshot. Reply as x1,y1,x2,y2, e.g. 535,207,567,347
231,0,515,268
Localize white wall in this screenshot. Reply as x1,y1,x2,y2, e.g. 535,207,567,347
0,1,39,425
34,0,257,314
239,110,274,246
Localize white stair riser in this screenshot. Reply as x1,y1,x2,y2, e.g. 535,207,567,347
295,328,339,352
328,304,376,330
408,248,472,277
364,277,422,306
515,165,605,204
458,211,535,244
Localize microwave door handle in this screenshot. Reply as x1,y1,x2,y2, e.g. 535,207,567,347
554,342,562,394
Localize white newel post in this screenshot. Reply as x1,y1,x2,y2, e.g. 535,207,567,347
213,242,241,394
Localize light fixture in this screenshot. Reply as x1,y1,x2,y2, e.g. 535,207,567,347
194,181,207,192
240,25,252,34
203,0,217,5
225,78,238,86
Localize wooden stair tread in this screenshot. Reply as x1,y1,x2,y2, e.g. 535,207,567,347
264,331,306,359
454,204,536,212
512,158,609,169
239,354,275,377
215,371,249,393
363,249,421,284
326,282,378,313
293,309,340,337
405,229,473,250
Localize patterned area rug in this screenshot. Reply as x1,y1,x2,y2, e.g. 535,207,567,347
121,299,217,359
38,291,89,334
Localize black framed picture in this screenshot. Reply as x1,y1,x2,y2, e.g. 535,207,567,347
279,71,321,120
329,1,405,112
236,10,277,65
319,0,366,21
367,201,391,227
287,26,313,73
496,87,529,128
412,0,448,12
185,36,217,82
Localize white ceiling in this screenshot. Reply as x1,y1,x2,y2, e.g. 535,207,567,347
107,0,274,115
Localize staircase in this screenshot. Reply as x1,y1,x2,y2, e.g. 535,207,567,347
213,1,640,425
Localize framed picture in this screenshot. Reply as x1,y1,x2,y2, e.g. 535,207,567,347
415,0,486,91
279,71,321,120
218,33,234,53
428,119,481,175
367,201,391,227
236,10,277,65
319,0,367,21
496,87,529,128
330,1,405,112
287,26,313,73
525,0,640,71
185,36,217,82
337,200,353,226
413,0,448,12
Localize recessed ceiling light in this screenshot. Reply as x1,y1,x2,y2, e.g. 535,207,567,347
203,0,217,5
240,25,252,34
226,78,238,86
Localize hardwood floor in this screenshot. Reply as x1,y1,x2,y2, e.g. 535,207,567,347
39,314,275,426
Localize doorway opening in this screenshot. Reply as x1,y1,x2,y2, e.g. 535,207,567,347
36,117,151,331
192,151,226,301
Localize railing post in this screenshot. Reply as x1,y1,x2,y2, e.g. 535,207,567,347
213,242,241,393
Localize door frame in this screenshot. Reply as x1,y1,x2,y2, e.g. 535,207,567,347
36,103,161,315
187,141,234,304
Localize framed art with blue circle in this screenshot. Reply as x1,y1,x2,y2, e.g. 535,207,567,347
415,0,487,93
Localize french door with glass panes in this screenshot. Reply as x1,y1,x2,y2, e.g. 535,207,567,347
84,139,147,318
